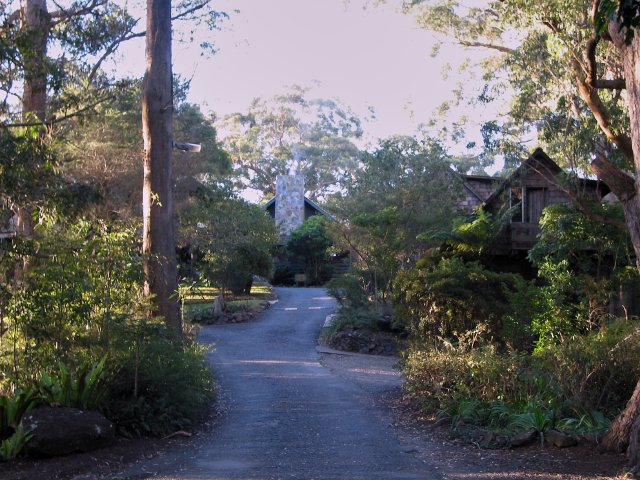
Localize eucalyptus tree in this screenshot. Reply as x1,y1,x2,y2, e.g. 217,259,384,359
219,86,363,200
326,136,461,301
404,0,640,467
178,185,277,299
1,0,225,331
59,82,230,220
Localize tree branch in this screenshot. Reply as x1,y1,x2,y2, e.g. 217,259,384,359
0,93,115,128
519,159,627,229
50,0,108,25
88,29,145,81
171,1,210,22
586,35,626,89
591,153,636,202
573,58,634,161
458,40,515,54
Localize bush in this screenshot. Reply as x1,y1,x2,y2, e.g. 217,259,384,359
394,257,534,347
0,387,39,461
326,275,369,309
286,216,333,285
0,220,215,440
321,305,386,343
533,318,640,416
402,335,535,414
36,357,107,410
271,265,296,286
402,317,640,431
103,325,214,437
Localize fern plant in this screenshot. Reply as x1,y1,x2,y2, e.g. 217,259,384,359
0,425,32,461
0,387,39,438
37,356,108,410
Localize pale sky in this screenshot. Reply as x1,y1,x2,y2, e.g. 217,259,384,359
112,0,501,157
168,0,488,145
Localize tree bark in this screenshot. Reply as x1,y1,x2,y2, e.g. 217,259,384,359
21,0,49,121
601,375,640,454
141,0,181,335
13,0,50,280
596,18,640,464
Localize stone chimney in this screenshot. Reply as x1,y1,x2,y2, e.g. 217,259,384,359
275,174,305,239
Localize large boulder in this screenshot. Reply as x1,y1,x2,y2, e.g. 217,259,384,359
21,406,115,457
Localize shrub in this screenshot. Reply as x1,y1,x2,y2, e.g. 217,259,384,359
321,305,385,343
0,220,215,440
326,275,369,309
402,336,536,414
286,216,333,285
0,387,39,461
104,325,214,437
36,357,107,410
271,265,296,286
0,426,31,462
394,257,534,347
533,318,640,415
0,220,146,384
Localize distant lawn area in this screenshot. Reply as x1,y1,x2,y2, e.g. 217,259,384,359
181,280,274,321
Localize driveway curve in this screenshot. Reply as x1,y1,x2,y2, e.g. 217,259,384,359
120,287,441,480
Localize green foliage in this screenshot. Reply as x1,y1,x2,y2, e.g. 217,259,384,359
0,219,215,439
37,357,107,411
1,220,147,382
321,305,386,343
180,185,277,296
557,409,611,435
533,319,640,415
326,275,369,310
406,0,631,173
529,203,630,276
271,265,296,286
286,216,333,285
394,257,534,346
104,331,214,437
422,209,504,256
327,136,461,301
528,203,633,348
59,83,230,220
220,85,362,199
402,340,534,414
0,128,59,211
0,425,32,462
403,317,640,433
596,0,640,43
0,387,38,440
0,387,38,461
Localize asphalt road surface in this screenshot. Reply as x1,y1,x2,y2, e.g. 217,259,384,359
119,287,441,480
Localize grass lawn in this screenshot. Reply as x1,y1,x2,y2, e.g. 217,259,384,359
181,281,274,321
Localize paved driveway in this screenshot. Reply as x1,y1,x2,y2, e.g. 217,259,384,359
119,287,441,480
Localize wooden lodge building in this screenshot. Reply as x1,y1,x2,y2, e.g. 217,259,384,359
263,149,611,268
457,147,609,257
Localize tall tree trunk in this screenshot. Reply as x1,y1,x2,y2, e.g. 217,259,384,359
21,0,49,121
594,20,640,466
13,0,50,280
141,0,181,335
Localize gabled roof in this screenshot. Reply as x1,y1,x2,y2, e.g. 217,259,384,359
484,147,611,208
482,148,562,207
263,195,333,219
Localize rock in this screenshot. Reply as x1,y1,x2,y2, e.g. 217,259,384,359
21,406,115,457
510,430,538,448
327,328,397,356
479,430,494,448
581,432,605,445
545,429,578,448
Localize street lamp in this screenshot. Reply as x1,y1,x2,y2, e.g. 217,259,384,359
172,141,201,153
